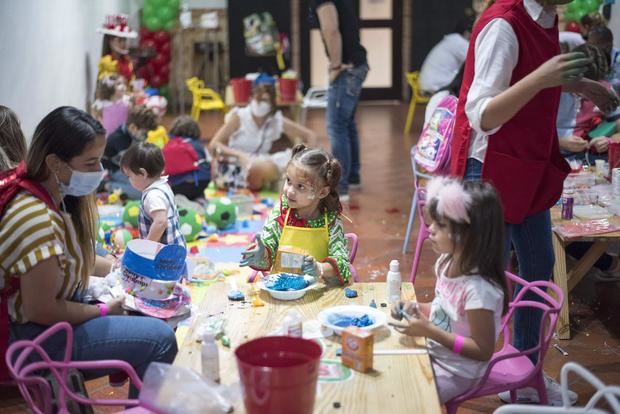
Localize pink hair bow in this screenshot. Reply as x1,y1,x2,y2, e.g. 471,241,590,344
426,177,472,223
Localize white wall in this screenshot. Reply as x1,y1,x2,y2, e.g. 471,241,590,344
0,0,141,139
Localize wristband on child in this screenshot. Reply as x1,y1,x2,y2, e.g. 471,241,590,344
452,335,465,354
96,303,108,317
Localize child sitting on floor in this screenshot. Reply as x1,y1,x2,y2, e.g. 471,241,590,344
390,177,508,404
240,144,351,285
120,142,186,247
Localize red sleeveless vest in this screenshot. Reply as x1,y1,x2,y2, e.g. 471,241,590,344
450,0,570,224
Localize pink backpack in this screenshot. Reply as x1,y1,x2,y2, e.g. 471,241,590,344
414,95,458,174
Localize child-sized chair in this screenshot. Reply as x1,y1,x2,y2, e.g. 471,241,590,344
248,232,360,283
186,77,225,121
444,272,564,414
493,362,620,414
5,321,144,414
403,71,430,134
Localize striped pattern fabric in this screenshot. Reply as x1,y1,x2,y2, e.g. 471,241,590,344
138,185,186,248
0,191,83,323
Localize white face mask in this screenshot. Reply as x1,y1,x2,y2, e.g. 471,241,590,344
250,99,272,118
58,163,105,197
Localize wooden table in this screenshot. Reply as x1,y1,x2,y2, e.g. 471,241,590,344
551,205,620,339
174,277,442,413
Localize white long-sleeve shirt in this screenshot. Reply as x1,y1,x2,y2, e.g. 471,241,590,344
467,0,557,162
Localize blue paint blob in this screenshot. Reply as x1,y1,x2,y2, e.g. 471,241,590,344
265,273,309,291
329,313,373,328
344,288,358,298
228,290,245,301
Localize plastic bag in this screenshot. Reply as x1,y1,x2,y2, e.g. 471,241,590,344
139,363,237,414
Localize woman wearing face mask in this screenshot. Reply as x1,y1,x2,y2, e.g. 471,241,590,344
209,83,317,191
0,107,177,394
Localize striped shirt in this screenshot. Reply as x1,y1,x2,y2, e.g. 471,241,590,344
0,191,84,323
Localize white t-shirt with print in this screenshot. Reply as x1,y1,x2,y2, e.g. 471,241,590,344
143,177,174,217
427,255,504,379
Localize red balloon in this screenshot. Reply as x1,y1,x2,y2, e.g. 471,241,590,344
159,40,171,57
150,74,164,88
137,67,150,81
565,21,581,34
153,30,171,47
158,64,170,80
153,52,170,67
141,39,157,50
139,27,153,42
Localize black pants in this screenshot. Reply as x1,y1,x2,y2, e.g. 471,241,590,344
171,180,210,200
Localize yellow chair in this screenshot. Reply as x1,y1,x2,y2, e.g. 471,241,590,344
186,77,226,121
403,71,430,134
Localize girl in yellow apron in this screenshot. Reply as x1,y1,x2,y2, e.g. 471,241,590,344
240,144,351,285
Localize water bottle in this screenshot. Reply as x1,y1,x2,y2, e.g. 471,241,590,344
387,259,402,303
201,329,220,383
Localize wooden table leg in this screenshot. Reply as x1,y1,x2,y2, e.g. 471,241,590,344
566,241,608,291
552,233,571,340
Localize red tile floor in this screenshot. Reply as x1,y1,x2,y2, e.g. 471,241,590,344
2,103,620,412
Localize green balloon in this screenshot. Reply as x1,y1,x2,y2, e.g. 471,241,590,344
168,0,180,10
163,18,177,31
159,85,170,99
158,6,177,23
144,15,162,31
584,0,601,12
143,3,155,19
147,0,167,7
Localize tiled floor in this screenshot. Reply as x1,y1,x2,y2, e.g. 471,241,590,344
2,103,619,412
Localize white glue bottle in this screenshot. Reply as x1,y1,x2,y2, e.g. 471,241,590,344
201,329,220,383
387,259,402,303
282,309,303,337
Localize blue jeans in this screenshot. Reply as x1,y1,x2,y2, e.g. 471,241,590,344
327,63,369,194
464,158,554,364
107,169,142,200
10,315,178,398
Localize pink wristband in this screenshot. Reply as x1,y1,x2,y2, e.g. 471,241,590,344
452,335,465,354
96,303,108,317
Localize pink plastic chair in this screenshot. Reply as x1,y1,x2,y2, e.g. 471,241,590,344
5,321,144,414
444,272,565,414
494,362,620,414
248,232,360,283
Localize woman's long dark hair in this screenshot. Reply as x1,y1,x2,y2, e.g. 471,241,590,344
26,106,105,287
428,180,509,313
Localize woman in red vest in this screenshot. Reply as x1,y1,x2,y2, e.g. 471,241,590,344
451,0,618,405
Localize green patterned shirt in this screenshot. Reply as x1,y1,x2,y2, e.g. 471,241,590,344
251,195,351,284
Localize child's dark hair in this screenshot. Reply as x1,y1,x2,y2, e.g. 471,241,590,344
96,75,120,100
127,106,158,131
289,144,342,214
574,44,609,81
169,115,201,139
428,180,509,313
120,142,164,178
0,105,27,170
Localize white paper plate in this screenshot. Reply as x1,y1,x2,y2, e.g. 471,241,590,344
573,205,612,220
317,305,388,335
257,274,317,301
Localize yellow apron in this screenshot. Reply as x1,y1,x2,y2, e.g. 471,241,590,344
272,208,329,273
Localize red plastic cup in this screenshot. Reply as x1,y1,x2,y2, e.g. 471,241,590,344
235,336,322,414
231,77,252,104
608,142,620,178
278,78,298,103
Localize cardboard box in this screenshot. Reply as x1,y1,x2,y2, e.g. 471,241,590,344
341,327,374,372
273,245,307,274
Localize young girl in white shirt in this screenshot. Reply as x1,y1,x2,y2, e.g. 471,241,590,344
391,177,508,404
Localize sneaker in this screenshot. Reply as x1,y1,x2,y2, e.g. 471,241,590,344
348,183,362,191
340,194,350,203
498,374,578,406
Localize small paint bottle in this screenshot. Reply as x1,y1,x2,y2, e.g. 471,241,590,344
201,329,220,383
561,191,574,220
283,309,303,337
